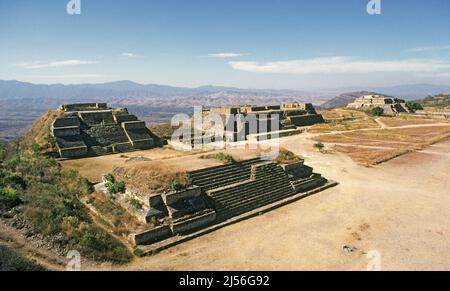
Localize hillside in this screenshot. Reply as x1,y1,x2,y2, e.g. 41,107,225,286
320,91,380,109
420,94,450,108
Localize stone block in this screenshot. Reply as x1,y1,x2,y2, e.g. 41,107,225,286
134,226,172,245
163,186,202,205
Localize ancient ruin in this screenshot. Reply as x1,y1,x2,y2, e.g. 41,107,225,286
210,103,324,142
347,94,410,115
52,103,161,159
171,102,324,149
128,157,336,248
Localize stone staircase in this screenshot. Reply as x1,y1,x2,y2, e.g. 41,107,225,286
189,158,262,191
206,162,297,221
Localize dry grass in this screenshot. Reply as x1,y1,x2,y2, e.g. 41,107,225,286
309,109,379,133
113,164,181,194
86,191,145,236
314,126,450,166
379,116,450,127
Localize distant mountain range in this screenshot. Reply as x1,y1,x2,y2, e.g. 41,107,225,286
0,80,326,105
1,80,450,141
1,80,449,105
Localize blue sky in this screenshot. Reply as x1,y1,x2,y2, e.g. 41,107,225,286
1,0,450,89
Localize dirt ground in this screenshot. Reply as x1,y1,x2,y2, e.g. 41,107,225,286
17,118,450,271
79,134,450,271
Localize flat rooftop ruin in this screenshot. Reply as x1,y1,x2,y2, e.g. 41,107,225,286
347,94,410,115
52,103,162,159
174,102,324,148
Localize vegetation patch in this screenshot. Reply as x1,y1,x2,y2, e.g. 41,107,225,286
367,107,384,117
104,174,126,195
310,109,379,133
169,172,193,192
0,245,46,271
275,149,302,164
214,152,236,164
0,142,132,264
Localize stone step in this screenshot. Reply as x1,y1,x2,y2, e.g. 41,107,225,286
215,186,295,212
194,174,253,190
210,177,290,203
215,190,296,220
192,167,251,184
189,158,261,177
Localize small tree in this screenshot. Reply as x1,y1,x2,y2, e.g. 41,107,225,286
406,101,424,112
368,107,384,116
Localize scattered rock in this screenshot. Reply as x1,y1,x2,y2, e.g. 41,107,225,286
343,245,357,253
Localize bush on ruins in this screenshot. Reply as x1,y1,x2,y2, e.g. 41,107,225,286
368,107,385,116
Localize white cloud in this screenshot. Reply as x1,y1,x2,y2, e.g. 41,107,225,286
16,60,98,69
208,52,244,58
228,57,450,75
121,52,147,58
121,52,137,57
406,45,450,52
416,72,450,78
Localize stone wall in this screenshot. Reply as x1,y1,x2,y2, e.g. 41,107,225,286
51,103,160,158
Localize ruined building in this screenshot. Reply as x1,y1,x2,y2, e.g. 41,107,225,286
207,102,324,142
347,94,410,115
131,157,336,247
52,103,160,159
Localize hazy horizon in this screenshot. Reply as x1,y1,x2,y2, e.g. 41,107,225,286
1,0,450,90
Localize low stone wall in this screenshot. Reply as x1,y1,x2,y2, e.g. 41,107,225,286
79,111,115,125
53,126,80,138
132,139,154,149
114,114,139,124
289,114,324,126
111,142,134,153
292,175,327,193
122,121,147,130
171,211,217,235
59,146,88,159
53,117,80,128
163,187,202,205
134,226,172,245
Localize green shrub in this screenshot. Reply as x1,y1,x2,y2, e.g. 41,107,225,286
215,152,235,164
76,226,132,264
0,144,132,264
105,181,126,195
0,245,46,271
406,101,424,112
133,248,144,258
368,107,384,116
31,143,41,156
169,172,192,192
104,173,116,184
314,142,325,151
127,197,143,210
0,186,22,210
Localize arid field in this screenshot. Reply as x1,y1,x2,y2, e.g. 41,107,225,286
2,114,450,271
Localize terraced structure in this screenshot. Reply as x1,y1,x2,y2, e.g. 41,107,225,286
134,157,336,249
51,103,162,159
